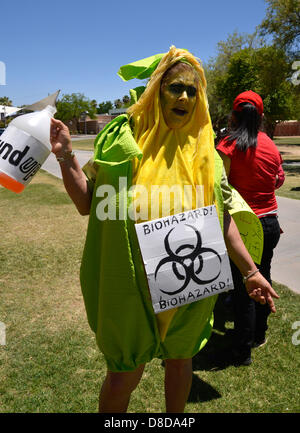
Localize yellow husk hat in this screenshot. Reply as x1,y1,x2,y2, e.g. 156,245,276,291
127,46,216,341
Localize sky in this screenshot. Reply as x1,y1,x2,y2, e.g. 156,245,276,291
0,0,269,108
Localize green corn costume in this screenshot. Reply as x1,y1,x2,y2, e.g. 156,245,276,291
80,48,263,372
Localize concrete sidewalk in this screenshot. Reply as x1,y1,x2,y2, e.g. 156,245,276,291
41,153,300,295
272,196,300,295
41,150,93,178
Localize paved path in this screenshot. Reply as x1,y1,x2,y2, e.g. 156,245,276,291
41,153,300,295
272,196,300,294
71,135,97,141
41,150,93,178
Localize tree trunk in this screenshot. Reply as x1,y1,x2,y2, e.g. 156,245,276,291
262,117,276,139
74,117,80,134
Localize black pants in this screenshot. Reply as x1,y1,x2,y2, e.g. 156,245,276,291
230,216,281,357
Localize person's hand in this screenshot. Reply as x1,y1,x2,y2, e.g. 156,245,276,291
245,271,279,313
50,118,72,156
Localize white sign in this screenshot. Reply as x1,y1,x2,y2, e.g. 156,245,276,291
135,205,233,313
0,124,50,186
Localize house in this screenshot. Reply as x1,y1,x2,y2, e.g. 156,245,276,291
0,105,22,125
77,110,128,134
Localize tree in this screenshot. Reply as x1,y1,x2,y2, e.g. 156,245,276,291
122,95,130,107
204,31,263,134
259,0,300,57
97,100,113,114
114,99,122,109
215,46,299,137
91,99,98,110
0,96,13,106
97,96,130,113
55,93,97,132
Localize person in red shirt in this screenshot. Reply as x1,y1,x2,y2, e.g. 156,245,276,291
217,90,284,365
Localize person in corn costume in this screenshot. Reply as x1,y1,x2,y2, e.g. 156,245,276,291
50,46,279,413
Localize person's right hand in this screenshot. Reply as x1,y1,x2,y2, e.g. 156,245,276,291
50,118,72,156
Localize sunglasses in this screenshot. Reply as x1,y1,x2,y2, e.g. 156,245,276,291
168,83,197,97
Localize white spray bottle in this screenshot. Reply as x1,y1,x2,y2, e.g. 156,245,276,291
0,99,57,193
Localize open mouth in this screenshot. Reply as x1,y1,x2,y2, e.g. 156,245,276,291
172,108,187,116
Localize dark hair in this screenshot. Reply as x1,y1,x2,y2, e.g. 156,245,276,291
226,103,262,152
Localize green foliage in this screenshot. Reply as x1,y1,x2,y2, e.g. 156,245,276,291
259,0,300,57
114,98,122,109
207,39,299,137
97,95,130,114
0,96,13,106
206,0,300,137
216,46,298,136
122,95,130,107
219,47,289,106
215,49,256,110
0,97,13,127
97,100,113,114
55,93,97,130
90,99,98,111
205,32,264,133
207,31,262,75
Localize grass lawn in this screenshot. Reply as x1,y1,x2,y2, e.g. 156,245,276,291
71,138,94,151
274,137,300,146
73,136,300,152
0,171,299,413
274,136,300,201
276,165,300,200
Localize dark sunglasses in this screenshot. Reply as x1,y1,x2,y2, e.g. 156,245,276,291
168,83,197,97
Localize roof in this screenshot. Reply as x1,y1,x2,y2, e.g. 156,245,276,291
0,105,22,116
0,90,60,117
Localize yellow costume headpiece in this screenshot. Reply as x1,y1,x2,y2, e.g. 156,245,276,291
123,46,216,339
127,46,215,221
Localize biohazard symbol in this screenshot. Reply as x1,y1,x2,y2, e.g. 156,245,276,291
155,224,222,295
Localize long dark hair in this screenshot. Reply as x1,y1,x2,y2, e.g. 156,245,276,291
226,103,262,152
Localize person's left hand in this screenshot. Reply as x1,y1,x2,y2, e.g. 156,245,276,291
245,272,279,313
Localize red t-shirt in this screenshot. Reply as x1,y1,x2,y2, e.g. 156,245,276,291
217,131,283,217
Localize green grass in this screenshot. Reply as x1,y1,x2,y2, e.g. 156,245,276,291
71,138,94,151
276,165,300,200
74,136,300,151
0,172,299,413
273,136,300,200
274,136,300,146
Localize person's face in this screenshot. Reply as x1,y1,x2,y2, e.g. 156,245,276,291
160,67,198,129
